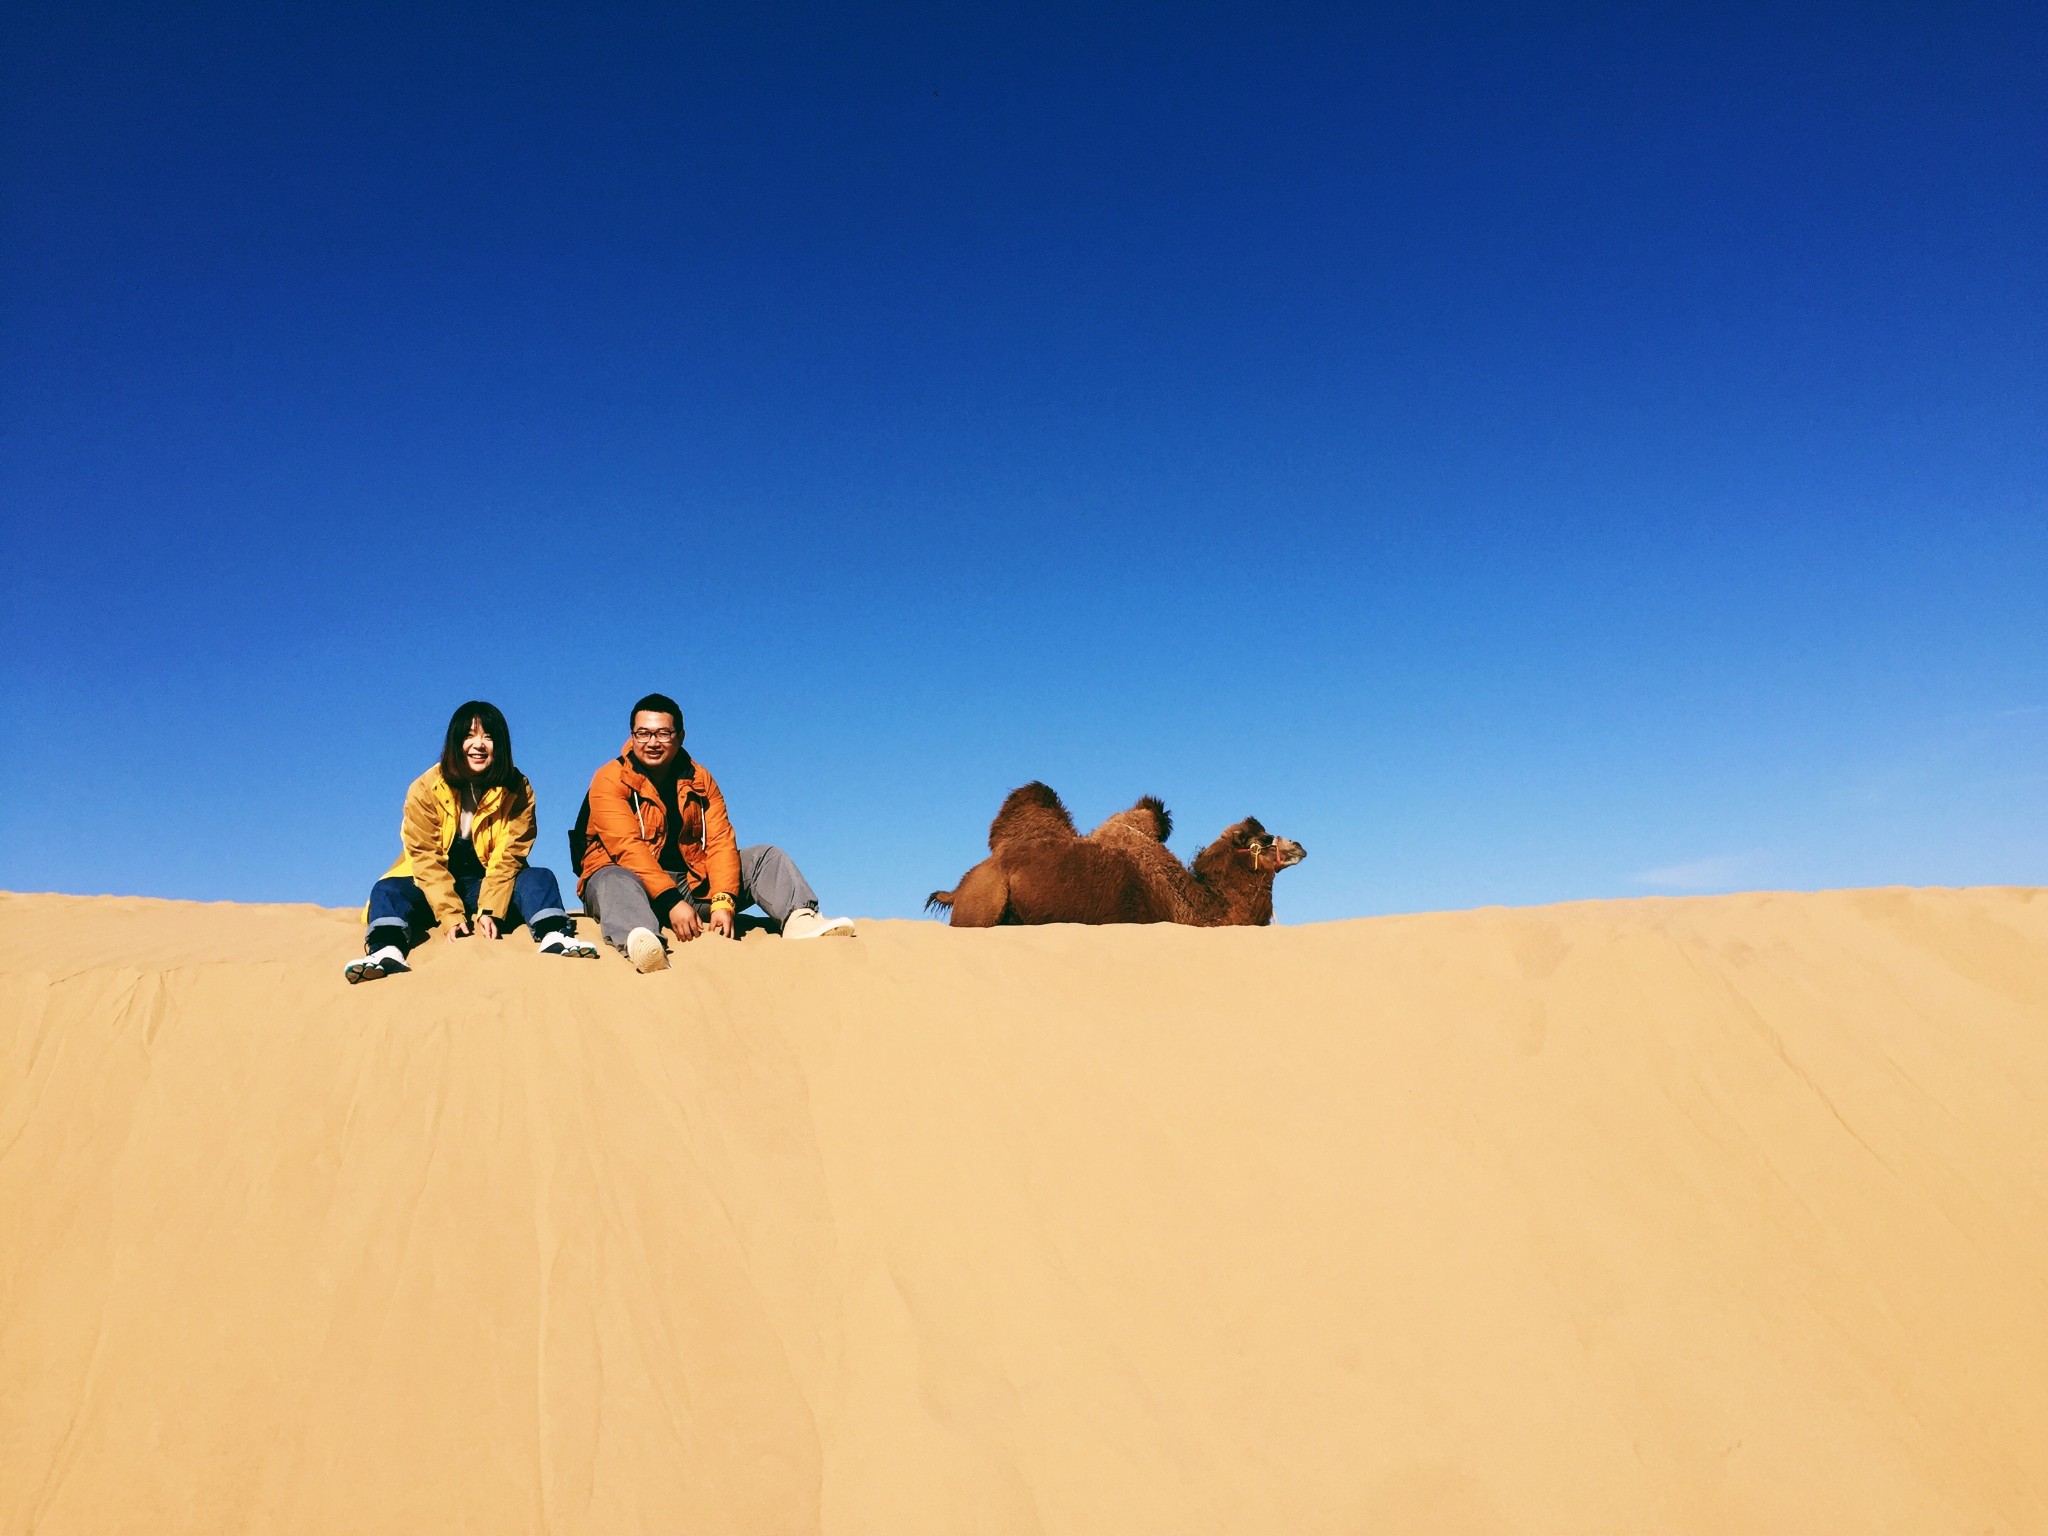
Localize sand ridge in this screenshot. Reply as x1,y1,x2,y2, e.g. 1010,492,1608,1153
2,886,2046,1533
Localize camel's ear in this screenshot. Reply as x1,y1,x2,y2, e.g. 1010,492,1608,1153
1234,817,1266,843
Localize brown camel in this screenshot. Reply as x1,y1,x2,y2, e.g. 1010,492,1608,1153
926,781,1306,927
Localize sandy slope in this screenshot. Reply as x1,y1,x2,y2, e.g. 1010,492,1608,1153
2,887,2045,1535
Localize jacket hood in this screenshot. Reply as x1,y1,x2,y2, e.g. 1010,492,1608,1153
619,743,697,784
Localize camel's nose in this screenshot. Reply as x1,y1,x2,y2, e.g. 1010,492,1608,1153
1276,839,1306,865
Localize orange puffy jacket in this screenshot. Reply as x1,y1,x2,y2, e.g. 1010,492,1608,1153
575,745,742,908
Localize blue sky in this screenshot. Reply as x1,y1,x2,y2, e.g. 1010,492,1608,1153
3,2,2043,922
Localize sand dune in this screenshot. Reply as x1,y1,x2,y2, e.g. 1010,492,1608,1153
2,886,2045,1534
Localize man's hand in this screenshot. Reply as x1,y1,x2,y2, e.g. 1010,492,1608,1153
668,902,703,942
446,918,470,943
707,906,735,940
473,913,500,940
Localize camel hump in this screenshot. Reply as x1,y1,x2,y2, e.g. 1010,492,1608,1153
1088,795,1173,844
1131,795,1171,841
989,781,1076,853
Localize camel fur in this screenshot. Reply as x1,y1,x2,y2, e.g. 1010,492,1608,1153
926,783,1305,928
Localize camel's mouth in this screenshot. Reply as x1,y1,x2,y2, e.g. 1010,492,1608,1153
1272,839,1306,868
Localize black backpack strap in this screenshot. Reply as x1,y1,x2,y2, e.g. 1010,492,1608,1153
568,791,593,872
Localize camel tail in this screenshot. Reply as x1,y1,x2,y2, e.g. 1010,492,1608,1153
925,889,956,916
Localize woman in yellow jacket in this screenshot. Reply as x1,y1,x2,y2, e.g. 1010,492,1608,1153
345,700,597,982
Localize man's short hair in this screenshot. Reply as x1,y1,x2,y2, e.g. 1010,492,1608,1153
630,692,684,732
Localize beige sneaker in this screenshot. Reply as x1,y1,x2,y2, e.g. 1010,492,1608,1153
626,926,670,972
782,908,856,940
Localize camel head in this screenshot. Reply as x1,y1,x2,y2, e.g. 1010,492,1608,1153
1196,819,1302,925
1200,816,1305,871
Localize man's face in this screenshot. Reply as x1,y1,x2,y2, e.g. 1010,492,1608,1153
630,710,681,768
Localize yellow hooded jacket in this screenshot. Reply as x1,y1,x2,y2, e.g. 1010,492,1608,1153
373,766,537,929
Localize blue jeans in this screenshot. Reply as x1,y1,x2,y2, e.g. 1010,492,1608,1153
366,866,569,950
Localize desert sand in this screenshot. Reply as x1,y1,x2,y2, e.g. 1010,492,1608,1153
2,885,2045,1534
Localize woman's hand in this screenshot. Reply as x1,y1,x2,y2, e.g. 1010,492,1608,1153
668,903,703,942
473,914,500,940
446,919,470,943
707,908,735,940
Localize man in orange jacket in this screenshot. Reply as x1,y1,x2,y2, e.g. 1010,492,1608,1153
575,692,855,971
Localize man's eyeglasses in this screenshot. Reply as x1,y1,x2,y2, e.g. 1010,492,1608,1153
632,728,678,743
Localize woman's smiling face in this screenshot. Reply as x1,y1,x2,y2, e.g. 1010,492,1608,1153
461,719,495,777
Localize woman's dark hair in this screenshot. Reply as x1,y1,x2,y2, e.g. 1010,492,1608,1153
440,700,519,790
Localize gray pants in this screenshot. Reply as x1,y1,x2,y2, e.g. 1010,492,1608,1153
581,845,820,952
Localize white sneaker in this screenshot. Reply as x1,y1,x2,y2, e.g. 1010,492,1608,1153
344,945,410,984
626,926,670,972
782,908,856,940
538,930,599,959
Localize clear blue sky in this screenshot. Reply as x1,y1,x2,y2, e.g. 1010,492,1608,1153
3,2,2043,922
